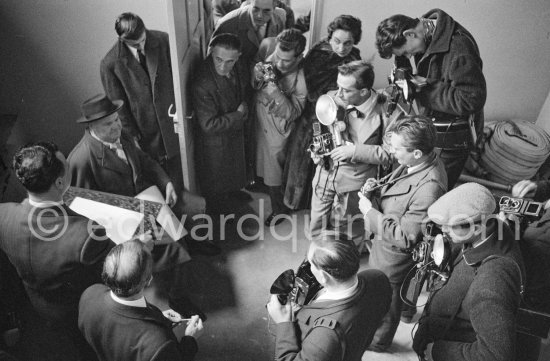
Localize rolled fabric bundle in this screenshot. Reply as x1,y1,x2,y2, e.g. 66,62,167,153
480,119,550,184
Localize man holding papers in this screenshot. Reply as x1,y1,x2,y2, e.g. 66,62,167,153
68,94,216,321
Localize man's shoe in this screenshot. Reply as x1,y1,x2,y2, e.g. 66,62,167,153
265,213,286,227
244,179,265,192
169,295,207,321
185,237,221,256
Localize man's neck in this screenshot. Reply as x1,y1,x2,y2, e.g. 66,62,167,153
28,191,63,204
323,275,358,294
352,90,371,108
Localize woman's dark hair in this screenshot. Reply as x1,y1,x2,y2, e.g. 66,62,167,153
327,15,362,45
13,141,64,194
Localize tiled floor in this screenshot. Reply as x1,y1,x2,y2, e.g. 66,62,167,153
146,190,550,361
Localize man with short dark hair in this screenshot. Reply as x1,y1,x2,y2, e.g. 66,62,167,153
252,28,307,226
213,0,286,67
100,12,182,189
267,231,392,361
359,115,447,352
79,240,203,361
309,60,390,248
375,10,486,189
0,141,115,360
192,33,251,207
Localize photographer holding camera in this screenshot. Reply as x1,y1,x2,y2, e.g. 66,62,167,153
309,60,390,248
252,29,308,227
267,231,391,361
375,9,486,189
358,115,447,352
413,183,528,361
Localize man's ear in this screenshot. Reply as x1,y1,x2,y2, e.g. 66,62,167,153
54,176,65,191
318,269,330,285
413,149,423,159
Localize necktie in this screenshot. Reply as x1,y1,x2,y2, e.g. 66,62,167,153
137,49,149,75
110,141,128,164
345,107,364,119
255,24,266,42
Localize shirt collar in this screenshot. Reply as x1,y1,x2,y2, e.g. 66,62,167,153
90,129,122,150
125,42,145,59
28,199,64,208
110,291,147,308
347,91,376,118
314,277,359,302
408,158,428,173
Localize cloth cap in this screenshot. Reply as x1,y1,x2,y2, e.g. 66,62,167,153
77,94,123,123
428,182,496,226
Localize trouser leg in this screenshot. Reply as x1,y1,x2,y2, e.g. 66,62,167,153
370,281,403,350
435,148,469,189
309,184,336,240
269,186,290,215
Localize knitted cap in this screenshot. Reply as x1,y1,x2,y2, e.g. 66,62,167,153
428,183,496,226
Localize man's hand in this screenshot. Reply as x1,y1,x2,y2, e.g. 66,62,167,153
163,309,183,323
237,101,248,119
329,144,355,162
184,315,204,339
512,180,537,198
266,294,292,323
264,81,279,96
165,182,177,207
253,62,265,81
358,192,372,215
310,150,322,165
136,230,154,251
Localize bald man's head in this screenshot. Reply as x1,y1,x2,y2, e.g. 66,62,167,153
102,240,153,298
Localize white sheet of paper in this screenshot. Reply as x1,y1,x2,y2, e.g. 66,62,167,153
69,197,144,244
135,186,186,241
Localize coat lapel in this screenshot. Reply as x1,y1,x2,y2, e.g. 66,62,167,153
145,30,159,85
86,131,133,177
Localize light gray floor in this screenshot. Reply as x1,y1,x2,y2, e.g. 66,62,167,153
146,190,550,361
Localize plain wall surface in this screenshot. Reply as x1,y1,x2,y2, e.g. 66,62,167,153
0,0,169,155
312,0,550,123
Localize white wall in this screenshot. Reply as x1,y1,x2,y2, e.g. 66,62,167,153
312,0,550,123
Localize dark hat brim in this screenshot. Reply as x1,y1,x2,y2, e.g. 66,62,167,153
76,99,124,123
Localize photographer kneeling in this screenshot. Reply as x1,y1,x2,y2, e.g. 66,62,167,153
413,183,527,361
267,231,391,361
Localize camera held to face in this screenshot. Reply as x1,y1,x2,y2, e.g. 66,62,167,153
259,62,279,84
386,67,427,117
402,222,452,307
270,259,322,307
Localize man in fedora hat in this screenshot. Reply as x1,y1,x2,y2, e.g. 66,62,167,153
68,94,219,319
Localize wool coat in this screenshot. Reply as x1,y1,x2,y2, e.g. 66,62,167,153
274,270,392,361
414,223,525,361
100,30,180,161
367,154,447,284
191,57,250,195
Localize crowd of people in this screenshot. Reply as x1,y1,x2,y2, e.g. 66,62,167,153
0,1,547,360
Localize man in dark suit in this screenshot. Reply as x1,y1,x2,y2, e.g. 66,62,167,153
359,115,448,352
100,12,182,189
79,240,204,361
68,94,217,319
0,141,116,360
